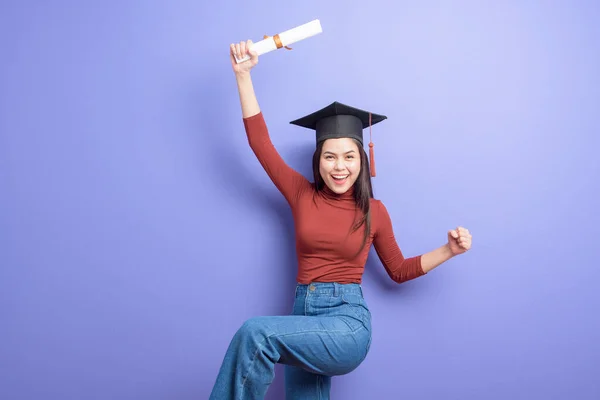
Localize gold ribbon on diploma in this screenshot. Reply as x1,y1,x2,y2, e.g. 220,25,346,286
264,34,292,50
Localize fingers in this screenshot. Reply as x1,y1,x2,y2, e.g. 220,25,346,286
455,226,470,237
229,42,242,60
247,39,257,57
450,226,472,251
241,40,257,60
230,40,257,63
456,226,472,249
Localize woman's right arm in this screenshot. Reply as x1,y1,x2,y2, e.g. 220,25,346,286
230,41,311,206
234,70,260,118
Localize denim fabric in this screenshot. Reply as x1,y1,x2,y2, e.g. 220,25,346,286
209,282,372,399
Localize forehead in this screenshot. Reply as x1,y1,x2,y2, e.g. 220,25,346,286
321,138,359,153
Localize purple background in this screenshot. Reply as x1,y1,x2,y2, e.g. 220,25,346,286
1,1,599,399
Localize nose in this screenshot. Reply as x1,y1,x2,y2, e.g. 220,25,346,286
334,159,345,170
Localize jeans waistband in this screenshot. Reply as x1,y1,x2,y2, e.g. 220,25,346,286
295,282,364,297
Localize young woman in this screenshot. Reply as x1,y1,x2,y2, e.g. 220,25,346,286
209,40,473,400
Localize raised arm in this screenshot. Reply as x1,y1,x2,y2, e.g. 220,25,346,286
230,40,311,206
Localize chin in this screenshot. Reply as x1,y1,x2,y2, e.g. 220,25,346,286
325,175,355,194
328,185,349,194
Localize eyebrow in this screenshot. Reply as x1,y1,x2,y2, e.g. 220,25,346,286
323,150,356,155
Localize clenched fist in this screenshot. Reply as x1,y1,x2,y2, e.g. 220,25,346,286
447,226,472,255
230,40,258,75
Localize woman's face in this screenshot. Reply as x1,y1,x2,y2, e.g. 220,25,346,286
319,138,361,194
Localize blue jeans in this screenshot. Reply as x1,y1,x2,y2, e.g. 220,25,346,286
209,282,372,399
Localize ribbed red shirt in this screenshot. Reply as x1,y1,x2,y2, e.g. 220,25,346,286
244,112,425,284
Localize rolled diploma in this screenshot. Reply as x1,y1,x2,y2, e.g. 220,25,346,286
234,19,323,63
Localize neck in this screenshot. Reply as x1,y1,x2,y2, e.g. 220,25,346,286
317,183,360,210
322,184,355,200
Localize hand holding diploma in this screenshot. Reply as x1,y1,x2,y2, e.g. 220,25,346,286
230,40,259,75
230,19,323,65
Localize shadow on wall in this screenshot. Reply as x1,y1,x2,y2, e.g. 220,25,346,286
184,68,316,399
188,69,301,300
364,249,400,291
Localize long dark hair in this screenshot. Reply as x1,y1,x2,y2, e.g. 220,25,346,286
312,139,374,256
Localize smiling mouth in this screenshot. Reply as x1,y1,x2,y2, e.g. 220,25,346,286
331,174,349,184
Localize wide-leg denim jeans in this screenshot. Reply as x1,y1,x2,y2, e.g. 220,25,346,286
209,282,372,399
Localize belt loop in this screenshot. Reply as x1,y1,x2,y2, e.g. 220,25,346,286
334,283,338,297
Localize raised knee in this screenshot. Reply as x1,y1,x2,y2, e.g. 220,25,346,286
236,317,269,342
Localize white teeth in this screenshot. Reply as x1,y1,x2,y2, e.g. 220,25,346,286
332,175,348,179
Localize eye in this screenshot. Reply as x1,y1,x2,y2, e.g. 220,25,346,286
346,155,354,159
325,155,334,160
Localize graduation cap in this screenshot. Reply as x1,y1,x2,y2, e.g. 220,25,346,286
289,101,387,177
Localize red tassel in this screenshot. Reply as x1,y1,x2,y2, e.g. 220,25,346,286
368,112,375,177
369,143,375,177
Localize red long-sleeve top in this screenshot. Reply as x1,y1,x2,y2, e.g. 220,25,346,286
244,112,425,285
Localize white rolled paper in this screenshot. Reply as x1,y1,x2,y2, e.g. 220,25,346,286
234,19,323,63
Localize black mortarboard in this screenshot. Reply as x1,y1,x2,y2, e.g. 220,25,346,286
289,101,387,176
